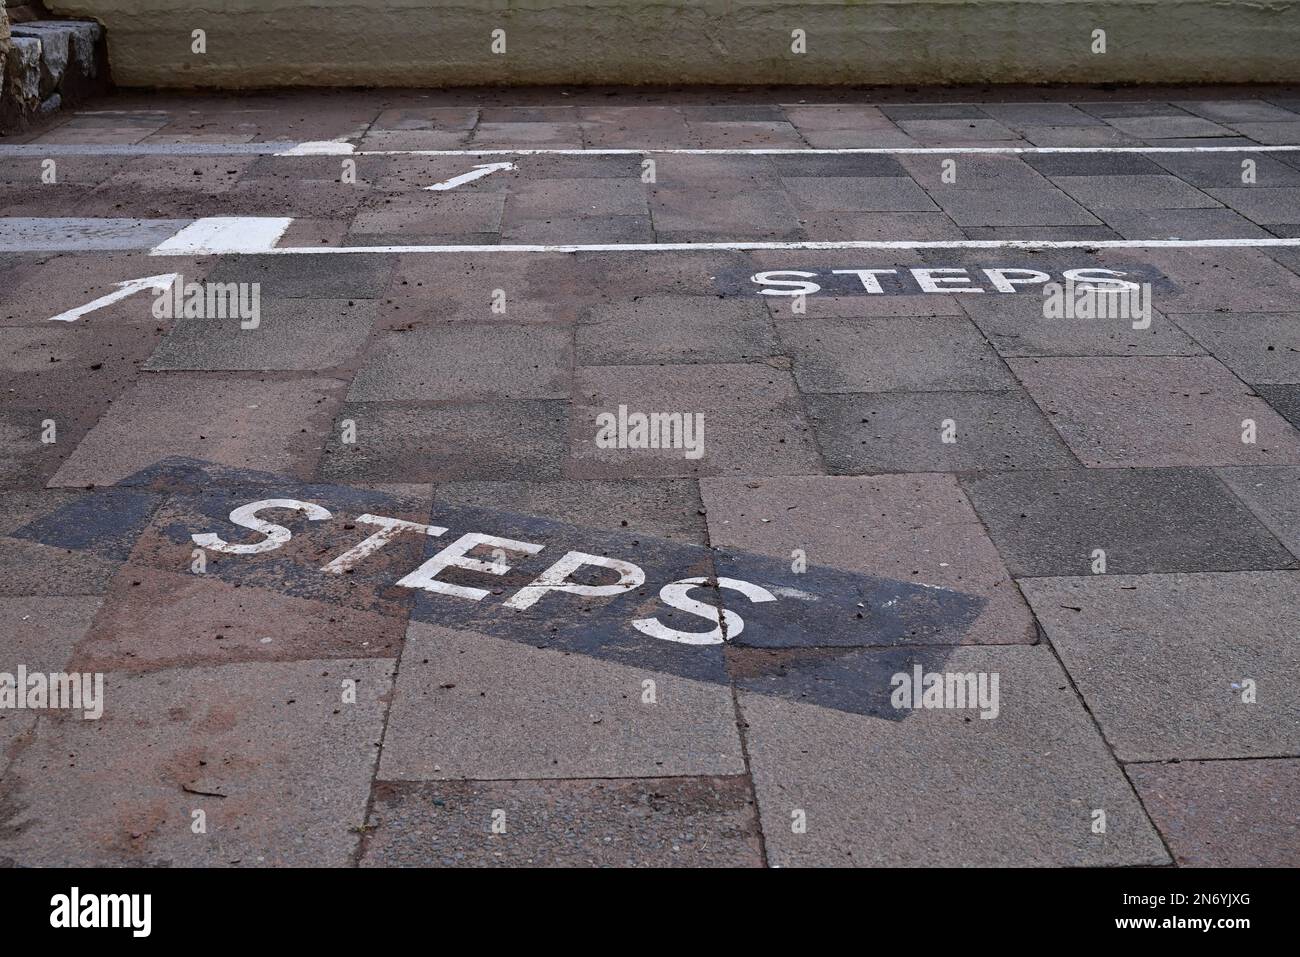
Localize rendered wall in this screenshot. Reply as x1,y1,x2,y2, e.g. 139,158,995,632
41,0,1300,88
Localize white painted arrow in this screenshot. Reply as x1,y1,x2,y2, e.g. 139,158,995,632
47,273,180,322
424,161,516,191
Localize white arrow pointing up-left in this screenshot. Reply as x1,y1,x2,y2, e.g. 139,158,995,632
424,161,516,191
47,273,181,322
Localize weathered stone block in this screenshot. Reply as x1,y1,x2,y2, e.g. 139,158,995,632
5,34,39,109
12,25,68,97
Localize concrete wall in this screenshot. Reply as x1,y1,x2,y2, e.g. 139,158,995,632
42,0,1300,88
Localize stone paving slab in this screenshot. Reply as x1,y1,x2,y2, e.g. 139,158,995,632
957,294,1201,357
321,400,569,483
805,390,1076,473
144,299,376,372
348,323,572,401
778,316,1016,393
49,375,346,488
741,645,1169,866
1126,758,1300,866
1216,465,1300,560
8,89,1300,868
1009,356,1300,468
961,467,1297,577
1023,572,1300,761
0,595,102,756
701,474,1036,646
378,623,745,781
360,776,763,867
1167,311,1300,383
569,364,823,479
0,658,393,867
0,490,130,596
575,295,775,365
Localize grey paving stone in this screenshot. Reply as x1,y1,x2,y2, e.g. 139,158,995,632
144,299,375,372
799,211,966,241
801,128,919,149
741,645,1168,866
0,596,102,754
570,364,823,479
926,187,1099,227
686,120,805,148
1176,99,1300,124
1009,356,1300,467
0,658,393,866
778,316,1017,393
897,153,1049,189
503,214,653,244
350,193,506,237
1105,115,1237,138
1217,465,1300,559
649,183,801,238
896,119,1019,142
1227,122,1300,145
50,375,347,488
206,253,394,299
977,103,1106,128
383,251,599,325
961,467,1297,576
1075,101,1192,119
959,293,1202,357
320,400,568,482
0,490,132,596
1053,175,1219,210
1168,311,1300,383
360,777,764,867
1134,248,1300,313
1021,152,1165,176
700,473,1036,646
378,622,745,780
505,178,649,218
348,324,571,401
1151,151,1300,187
1021,126,1144,147
806,390,1076,474
576,295,775,365
0,216,189,252
879,104,989,120
1206,186,1300,225
959,225,1121,241
1021,573,1300,761
781,176,937,212
1127,758,1300,866
1098,207,1271,239
471,121,584,147
769,153,907,177
432,478,707,546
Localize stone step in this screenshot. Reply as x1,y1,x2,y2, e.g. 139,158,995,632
1,18,106,131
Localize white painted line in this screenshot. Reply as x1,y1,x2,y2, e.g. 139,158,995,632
47,274,181,322
276,140,357,156
4,143,1300,158
150,217,293,255
424,161,516,191
350,145,1300,156
149,236,1300,256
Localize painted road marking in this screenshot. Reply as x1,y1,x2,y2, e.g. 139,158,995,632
12,457,983,715
423,161,517,191
136,217,1300,256
2,143,1300,157
149,216,293,255
46,273,181,323
0,217,189,252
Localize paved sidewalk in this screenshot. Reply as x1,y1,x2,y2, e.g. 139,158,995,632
1,88,1298,867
